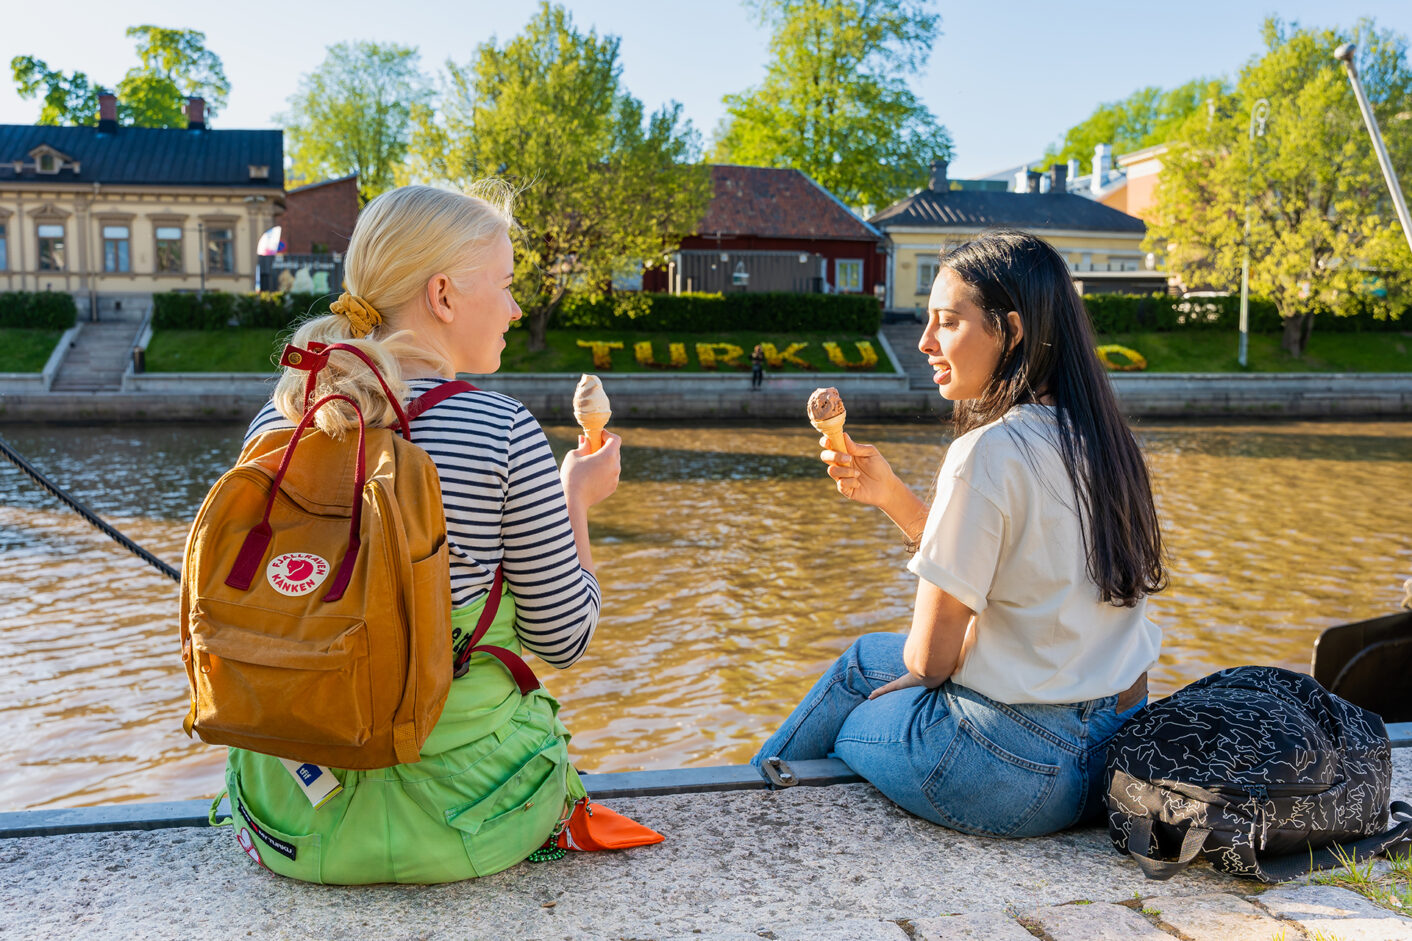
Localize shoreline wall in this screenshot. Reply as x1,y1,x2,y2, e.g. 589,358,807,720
2,372,1412,423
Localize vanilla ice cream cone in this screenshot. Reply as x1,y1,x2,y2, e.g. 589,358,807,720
573,374,612,454
578,411,611,453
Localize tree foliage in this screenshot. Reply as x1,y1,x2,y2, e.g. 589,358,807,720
1149,18,1412,356
9,57,100,126
710,0,950,211
283,42,431,205
9,26,228,128
1039,78,1226,170
407,2,712,351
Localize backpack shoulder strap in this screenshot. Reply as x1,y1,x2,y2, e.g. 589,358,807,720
402,379,478,429
1251,800,1412,883
452,563,540,695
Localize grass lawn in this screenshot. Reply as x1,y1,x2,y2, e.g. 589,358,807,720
498,328,896,374
146,329,288,373
0,329,63,372
145,327,898,374
1095,330,1412,373
142,326,1412,375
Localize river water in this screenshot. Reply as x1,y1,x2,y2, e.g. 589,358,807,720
1,418,1409,811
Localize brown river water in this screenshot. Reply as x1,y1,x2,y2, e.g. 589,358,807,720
1,418,1410,811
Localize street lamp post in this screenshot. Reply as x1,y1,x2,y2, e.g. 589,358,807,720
1239,98,1270,368
1334,43,1412,257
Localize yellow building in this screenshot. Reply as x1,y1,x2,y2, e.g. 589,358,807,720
870,160,1165,312
0,96,283,318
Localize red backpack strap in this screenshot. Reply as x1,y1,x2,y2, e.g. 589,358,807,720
453,563,540,695
398,379,478,434
225,393,367,602
280,342,415,441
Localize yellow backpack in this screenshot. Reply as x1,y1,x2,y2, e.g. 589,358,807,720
180,343,469,768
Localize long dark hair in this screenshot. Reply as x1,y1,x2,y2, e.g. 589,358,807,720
940,229,1165,606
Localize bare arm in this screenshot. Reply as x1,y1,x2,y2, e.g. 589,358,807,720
869,579,974,698
821,432,929,546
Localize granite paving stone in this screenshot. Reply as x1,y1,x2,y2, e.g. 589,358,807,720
0,748,1405,939
1027,901,1173,940
912,911,1040,940
1255,884,1412,941
1146,892,1301,941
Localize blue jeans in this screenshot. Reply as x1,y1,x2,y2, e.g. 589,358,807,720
751,632,1145,838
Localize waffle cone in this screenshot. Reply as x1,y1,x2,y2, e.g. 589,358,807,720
810,412,848,452
577,410,611,453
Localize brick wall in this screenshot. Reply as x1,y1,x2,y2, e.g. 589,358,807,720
282,177,359,254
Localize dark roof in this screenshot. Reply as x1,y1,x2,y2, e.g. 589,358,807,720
869,188,1145,233
287,173,357,195
0,124,283,188
697,165,881,242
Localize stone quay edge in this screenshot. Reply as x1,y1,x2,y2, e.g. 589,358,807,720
3,370,1412,423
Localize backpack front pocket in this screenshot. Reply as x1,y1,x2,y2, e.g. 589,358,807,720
192,600,373,751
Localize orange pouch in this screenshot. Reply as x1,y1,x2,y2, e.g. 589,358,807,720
556,799,664,851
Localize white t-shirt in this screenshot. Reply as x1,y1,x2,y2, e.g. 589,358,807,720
906,404,1161,704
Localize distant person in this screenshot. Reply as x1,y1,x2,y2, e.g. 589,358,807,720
754,229,1165,838
228,184,621,883
750,343,765,390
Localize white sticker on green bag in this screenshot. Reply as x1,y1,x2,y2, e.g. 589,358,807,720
278,757,343,809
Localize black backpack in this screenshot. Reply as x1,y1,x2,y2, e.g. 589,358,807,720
1105,665,1412,882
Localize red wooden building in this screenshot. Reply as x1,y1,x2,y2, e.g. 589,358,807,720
642,165,885,296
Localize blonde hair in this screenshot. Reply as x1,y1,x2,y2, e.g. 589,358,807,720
272,182,517,435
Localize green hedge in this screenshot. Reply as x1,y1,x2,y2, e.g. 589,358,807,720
557,292,882,333
0,291,79,329
152,291,335,330
1080,293,1407,334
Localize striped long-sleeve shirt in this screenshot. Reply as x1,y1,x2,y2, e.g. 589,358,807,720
245,378,600,668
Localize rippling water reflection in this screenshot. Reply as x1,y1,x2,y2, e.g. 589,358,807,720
1,418,1409,810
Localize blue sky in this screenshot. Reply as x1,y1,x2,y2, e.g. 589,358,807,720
3,0,1409,180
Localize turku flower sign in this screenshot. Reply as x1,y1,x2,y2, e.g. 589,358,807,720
577,339,879,371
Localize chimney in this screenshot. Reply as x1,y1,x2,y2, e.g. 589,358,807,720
928,158,949,193
1091,143,1112,194
1013,165,1029,192
1066,158,1080,187
186,97,206,130
97,92,118,133
1049,163,1068,194
1026,170,1042,194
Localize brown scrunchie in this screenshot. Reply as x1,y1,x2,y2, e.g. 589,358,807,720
329,292,383,338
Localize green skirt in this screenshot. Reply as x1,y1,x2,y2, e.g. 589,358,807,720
221,593,585,884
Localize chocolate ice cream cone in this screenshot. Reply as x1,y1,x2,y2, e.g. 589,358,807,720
810,412,848,452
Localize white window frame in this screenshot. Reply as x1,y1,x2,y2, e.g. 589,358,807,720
916,257,939,294
835,258,863,293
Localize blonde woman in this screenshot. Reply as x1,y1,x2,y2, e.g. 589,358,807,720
226,184,621,883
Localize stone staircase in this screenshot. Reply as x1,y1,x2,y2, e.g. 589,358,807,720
881,320,934,390
49,295,150,393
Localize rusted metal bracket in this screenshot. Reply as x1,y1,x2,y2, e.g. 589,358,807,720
761,755,798,788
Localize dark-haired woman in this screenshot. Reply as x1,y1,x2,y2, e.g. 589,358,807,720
752,229,1165,838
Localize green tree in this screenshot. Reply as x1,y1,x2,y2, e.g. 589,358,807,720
9,57,100,126
1039,78,1226,170
711,0,950,211
1150,18,1412,356
408,2,712,351
283,42,431,205
10,26,228,128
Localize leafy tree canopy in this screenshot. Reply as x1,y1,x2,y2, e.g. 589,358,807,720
407,2,712,351
10,26,229,128
711,0,951,212
1039,78,1227,171
283,42,431,205
1150,17,1412,356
